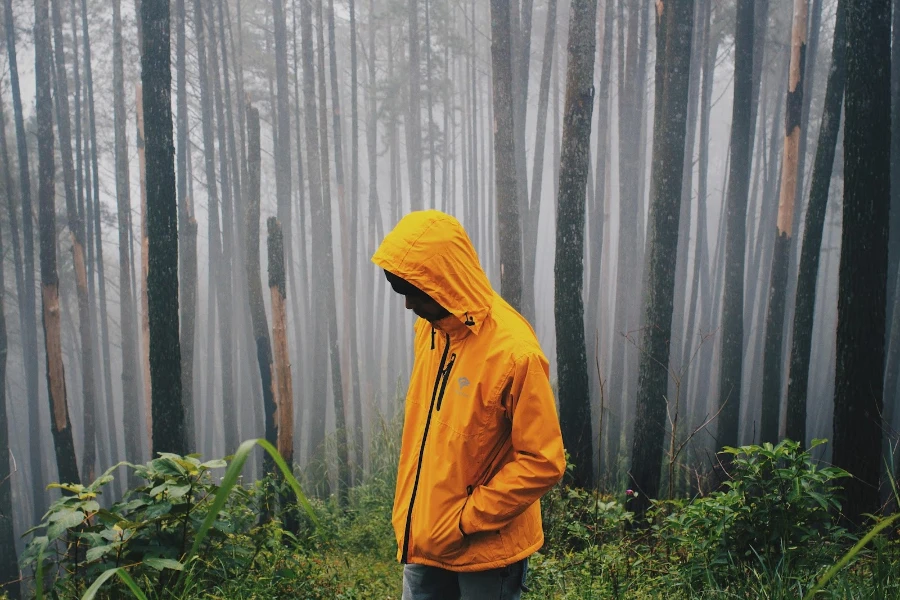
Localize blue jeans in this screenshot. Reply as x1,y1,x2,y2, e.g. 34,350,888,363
402,559,529,600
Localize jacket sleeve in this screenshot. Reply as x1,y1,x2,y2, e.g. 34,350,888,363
460,352,566,535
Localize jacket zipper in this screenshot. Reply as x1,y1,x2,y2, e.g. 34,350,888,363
401,333,452,563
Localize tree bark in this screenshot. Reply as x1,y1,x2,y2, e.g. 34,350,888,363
717,0,754,450
631,0,694,513
113,0,144,471
175,0,197,449
555,0,597,490
4,0,45,511
36,0,80,487
137,86,153,449
832,0,891,525
299,0,329,479
142,0,186,454
760,0,808,444
523,0,557,325
785,0,847,445
245,106,277,462
50,0,97,481
406,0,423,211
267,217,293,466
490,0,523,311
82,0,119,484
0,79,20,600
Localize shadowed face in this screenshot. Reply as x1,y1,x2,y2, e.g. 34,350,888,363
384,270,451,323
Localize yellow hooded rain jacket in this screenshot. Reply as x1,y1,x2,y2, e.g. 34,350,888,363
372,210,566,572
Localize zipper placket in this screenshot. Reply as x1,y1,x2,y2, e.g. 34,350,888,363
401,332,453,563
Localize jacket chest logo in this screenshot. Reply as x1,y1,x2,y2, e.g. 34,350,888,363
457,376,471,397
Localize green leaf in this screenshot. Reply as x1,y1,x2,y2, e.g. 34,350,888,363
167,484,192,499
82,500,101,513
148,482,170,497
85,545,116,563
48,510,86,539
143,557,184,571
200,459,227,470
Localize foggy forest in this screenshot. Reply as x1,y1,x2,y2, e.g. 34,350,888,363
0,0,899,597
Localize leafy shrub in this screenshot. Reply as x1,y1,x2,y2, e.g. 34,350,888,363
653,438,851,583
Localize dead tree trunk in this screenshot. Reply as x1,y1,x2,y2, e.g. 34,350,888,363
245,107,277,461
51,0,97,481
760,0,809,444
268,218,293,466
785,0,846,446
36,0,80,486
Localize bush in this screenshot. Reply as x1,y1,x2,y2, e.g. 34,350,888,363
653,439,852,584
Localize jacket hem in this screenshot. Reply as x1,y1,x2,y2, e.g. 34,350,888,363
403,537,543,573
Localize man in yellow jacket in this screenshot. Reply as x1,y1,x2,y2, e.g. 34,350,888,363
372,210,566,600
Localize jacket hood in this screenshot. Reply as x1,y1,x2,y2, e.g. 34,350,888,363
372,210,493,336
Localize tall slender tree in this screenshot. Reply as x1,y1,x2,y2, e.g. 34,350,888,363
630,0,694,512
717,0,755,450
490,0,523,311
406,0,423,211
555,0,598,490
51,0,98,481
245,107,277,462
113,0,144,469
832,0,891,524
786,0,847,445
142,0,185,454
4,0,45,511
175,0,197,448
36,0,80,487
760,0,809,444
268,217,293,468
0,99,19,599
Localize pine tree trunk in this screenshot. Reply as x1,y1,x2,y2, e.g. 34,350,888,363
113,0,144,473
245,106,277,463
348,0,364,482
631,0,694,513
82,0,119,484
490,0,523,311
50,0,97,481
142,0,186,454
785,0,847,445
0,80,20,600
759,0,809,444
315,0,349,507
267,218,293,465
175,0,196,450
888,0,900,324
36,0,80,487
272,0,292,291
555,0,597,490
833,0,891,524
4,0,45,511
299,0,329,480
136,85,154,450
717,0,755,450
406,0,423,211
523,0,557,325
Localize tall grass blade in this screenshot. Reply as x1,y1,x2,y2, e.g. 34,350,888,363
803,512,900,599
81,567,149,600
186,438,318,562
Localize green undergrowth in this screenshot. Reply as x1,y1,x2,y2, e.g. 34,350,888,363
15,437,900,599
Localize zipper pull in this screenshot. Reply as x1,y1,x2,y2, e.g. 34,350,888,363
436,353,456,412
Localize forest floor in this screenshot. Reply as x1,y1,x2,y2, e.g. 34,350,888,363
9,437,900,599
